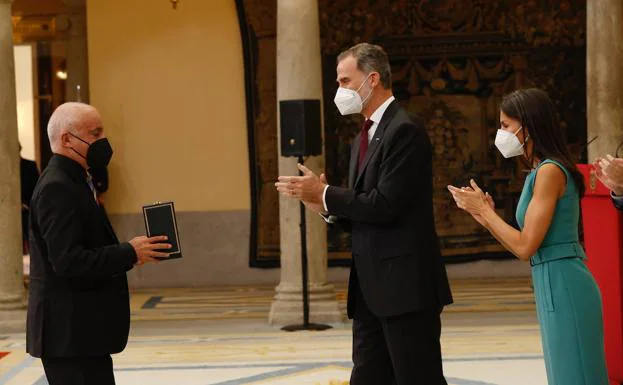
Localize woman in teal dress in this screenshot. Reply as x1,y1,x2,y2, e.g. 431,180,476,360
448,88,609,385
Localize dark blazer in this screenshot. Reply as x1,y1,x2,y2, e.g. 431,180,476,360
27,155,137,358
325,100,453,318
613,195,623,211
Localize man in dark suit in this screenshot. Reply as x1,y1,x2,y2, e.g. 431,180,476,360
27,102,172,385
276,43,453,384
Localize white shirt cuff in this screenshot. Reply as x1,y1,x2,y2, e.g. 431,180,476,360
322,185,330,212
611,191,623,202
319,212,333,223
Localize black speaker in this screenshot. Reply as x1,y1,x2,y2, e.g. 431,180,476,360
280,99,322,157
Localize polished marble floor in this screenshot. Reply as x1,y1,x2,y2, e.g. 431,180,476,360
0,278,547,385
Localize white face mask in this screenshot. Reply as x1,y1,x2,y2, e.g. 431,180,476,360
495,126,528,158
333,74,373,115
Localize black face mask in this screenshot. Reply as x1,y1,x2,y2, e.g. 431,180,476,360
68,133,113,169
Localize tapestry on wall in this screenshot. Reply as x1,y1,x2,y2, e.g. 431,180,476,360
239,0,587,267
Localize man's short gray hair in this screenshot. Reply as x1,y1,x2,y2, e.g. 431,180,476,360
337,43,392,89
47,102,96,149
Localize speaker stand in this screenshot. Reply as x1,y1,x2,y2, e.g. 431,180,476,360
281,156,333,332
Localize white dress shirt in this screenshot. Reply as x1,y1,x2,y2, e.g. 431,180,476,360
321,95,396,214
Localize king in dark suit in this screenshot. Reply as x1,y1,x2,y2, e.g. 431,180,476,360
27,102,171,385
276,43,453,385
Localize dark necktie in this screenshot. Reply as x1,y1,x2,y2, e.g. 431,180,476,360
358,119,374,173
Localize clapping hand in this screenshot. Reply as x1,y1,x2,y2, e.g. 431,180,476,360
447,179,494,227
275,164,327,206
593,155,623,196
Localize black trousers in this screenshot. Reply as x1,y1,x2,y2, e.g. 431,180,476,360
350,283,447,385
42,355,115,385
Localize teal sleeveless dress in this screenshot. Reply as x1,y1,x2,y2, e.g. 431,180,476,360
516,159,609,384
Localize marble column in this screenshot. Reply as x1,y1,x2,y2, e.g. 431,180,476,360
269,0,342,325
587,1,623,161
0,0,26,333
61,0,89,103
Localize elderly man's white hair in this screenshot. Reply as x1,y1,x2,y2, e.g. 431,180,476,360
47,102,98,151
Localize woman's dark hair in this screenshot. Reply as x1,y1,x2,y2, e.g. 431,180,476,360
500,88,585,197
